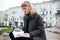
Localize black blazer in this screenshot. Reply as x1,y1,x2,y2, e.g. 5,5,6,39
23,13,46,40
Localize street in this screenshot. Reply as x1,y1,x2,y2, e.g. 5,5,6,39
46,31,60,40
0,30,60,40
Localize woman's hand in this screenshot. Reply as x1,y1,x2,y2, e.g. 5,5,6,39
23,33,30,37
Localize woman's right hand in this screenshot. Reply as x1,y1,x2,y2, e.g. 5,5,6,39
22,33,30,38
19,29,24,32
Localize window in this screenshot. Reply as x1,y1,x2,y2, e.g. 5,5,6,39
46,17,48,20
46,11,48,14
12,11,16,14
50,11,51,14
50,17,52,20
43,11,44,14
9,19,10,20
57,10,60,13
17,18,18,20
15,18,16,20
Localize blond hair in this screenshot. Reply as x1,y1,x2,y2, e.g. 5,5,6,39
21,1,36,16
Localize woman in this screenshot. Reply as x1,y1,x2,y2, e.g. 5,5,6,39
9,1,46,40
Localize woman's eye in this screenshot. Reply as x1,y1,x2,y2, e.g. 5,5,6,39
24,8,26,9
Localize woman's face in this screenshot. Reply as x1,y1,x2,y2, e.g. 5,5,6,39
22,6,30,15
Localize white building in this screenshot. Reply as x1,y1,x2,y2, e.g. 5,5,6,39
0,1,60,28
32,1,60,27
0,11,8,26
0,6,24,27
2,6,24,27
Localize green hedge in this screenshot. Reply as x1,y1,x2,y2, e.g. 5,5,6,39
0,28,13,35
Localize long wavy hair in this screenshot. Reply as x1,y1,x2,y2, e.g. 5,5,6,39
21,1,36,16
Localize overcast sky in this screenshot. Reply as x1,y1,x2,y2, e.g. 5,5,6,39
0,0,51,11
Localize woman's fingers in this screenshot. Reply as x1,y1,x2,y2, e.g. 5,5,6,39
22,33,30,37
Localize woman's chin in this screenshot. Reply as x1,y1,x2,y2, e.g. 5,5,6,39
26,13,29,14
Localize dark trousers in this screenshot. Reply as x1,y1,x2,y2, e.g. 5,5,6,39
9,32,33,40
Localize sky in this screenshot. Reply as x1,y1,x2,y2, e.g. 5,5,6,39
0,0,51,11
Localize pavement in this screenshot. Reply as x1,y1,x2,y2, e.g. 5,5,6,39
45,27,60,34
0,33,11,40
46,30,60,40
0,27,11,40
0,27,60,40
0,30,60,40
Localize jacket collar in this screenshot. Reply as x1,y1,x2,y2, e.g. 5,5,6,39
24,12,37,19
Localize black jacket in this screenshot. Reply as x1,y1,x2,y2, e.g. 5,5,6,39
23,13,46,40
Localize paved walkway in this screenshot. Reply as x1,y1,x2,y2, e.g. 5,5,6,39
0,28,60,40
0,31,60,40
45,27,60,34
0,35,2,40
46,31,60,40
0,33,11,40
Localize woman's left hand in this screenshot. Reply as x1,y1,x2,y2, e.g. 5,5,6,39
23,33,30,37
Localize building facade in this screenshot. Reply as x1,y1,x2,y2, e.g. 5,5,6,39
6,6,24,28
32,1,60,27
0,1,60,28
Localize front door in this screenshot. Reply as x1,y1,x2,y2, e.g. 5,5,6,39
15,22,18,28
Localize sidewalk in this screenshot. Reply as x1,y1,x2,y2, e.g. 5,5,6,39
45,27,60,34
0,33,11,40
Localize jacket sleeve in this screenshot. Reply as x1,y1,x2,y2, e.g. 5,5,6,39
29,15,44,37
